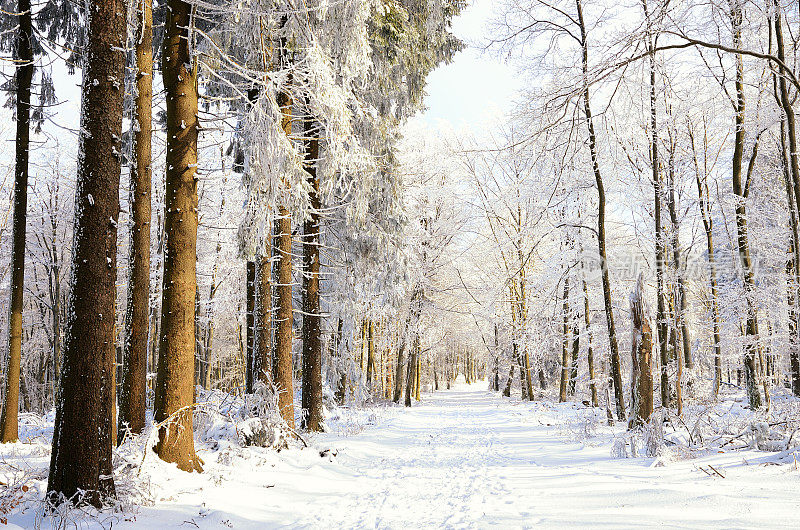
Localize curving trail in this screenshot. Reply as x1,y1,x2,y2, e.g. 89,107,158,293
101,384,799,528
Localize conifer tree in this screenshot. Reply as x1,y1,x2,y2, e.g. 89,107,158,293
153,0,203,472
0,0,33,444
119,0,153,443
47,0,126,505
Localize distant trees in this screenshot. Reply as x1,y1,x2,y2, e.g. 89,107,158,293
458,0,800,418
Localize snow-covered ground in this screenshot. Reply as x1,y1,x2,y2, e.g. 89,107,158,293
3,384,800,528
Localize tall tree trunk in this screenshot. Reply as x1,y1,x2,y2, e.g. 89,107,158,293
365,320,375,388
394,294,419,403
782,121,800,397
255,252,272,386
772,2,800,396
559,276,570,402
153,0,203,472
641,0,670,408
415,351,422,401
245,261,256,392
666,157,692,373
576,0,625,420
516,242,535,400
405,334,418,407
47,0,125,504
118,0,153,443
334,318,347,404
0,0,33,444
689,121,722,398
730,0,765,410
274,84,295,428
301,122,323,431
393,338,406,403
582,265,598,407
502,356,515,397
569,321,580,396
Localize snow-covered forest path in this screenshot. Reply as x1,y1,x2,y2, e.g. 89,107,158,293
89,383,797,529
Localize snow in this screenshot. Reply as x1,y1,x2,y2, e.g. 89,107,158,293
3,384,800,528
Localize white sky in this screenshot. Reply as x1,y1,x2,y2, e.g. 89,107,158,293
420,0,518,131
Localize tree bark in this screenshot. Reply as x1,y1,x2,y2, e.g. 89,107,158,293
581,260,598,407
254,252,272,387
0,0,33,444
301,122,323,431
393,338,407,403
119,0,153,443
405,332,419,407
274,83,295,428
629,275,654,428
666,156,692,374
47,0,125,504
576,0,625,420
153,0,203,472
334,318,347,404
569,321,580,396
245,261,256,392
365,321,375,387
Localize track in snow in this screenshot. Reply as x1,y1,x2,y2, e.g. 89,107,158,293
72,384,800,528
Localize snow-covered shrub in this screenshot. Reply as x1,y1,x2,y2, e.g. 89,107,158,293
612,412,664,459
192,384,294,451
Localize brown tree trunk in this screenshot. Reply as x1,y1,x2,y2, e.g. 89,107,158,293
393,338,407,403
254,252,272,387
368,322,377,388
515,243,535,400
245,261,256,392
301,123,323,431
118,0,153,443
405,333,419,407
629,275,654,428
0,0,33,444
577,0,625,420
394,292,419,403
415,351,422,401
274,84,295,428
334,318,347,404
153,0,203,472
47,0,125,504
503,357,515,397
